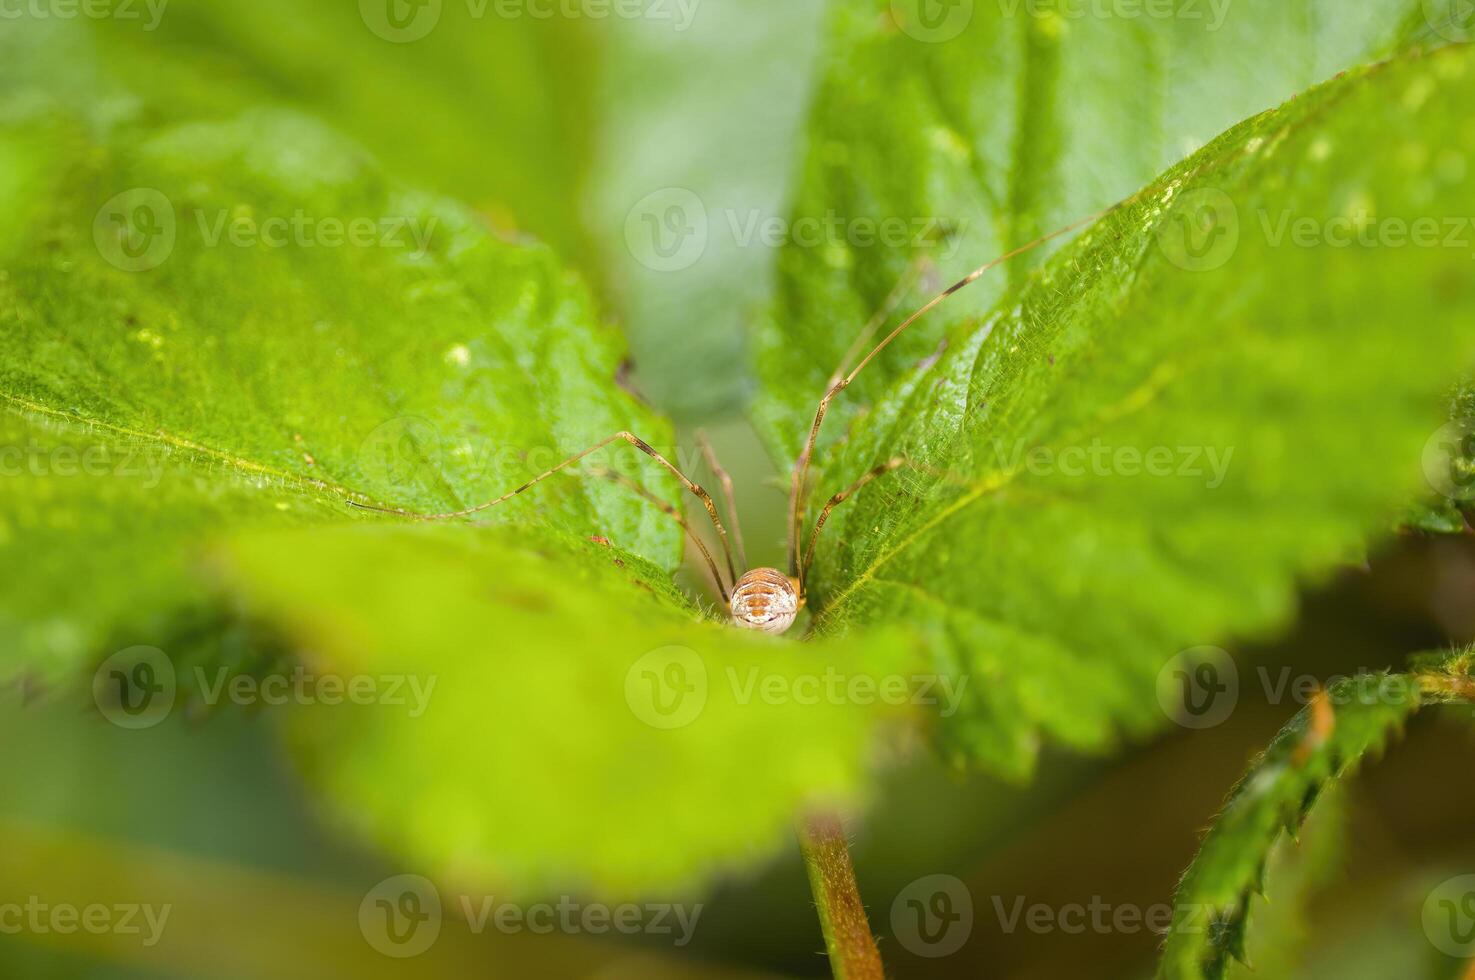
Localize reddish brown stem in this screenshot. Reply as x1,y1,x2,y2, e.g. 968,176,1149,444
800,812,884,980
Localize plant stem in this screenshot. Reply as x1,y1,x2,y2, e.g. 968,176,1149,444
799,811,884,980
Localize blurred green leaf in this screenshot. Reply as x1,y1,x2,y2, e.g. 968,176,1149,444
225,523,913,895
1158,651,1475,979
753,0,1429,460
800,46,1475,776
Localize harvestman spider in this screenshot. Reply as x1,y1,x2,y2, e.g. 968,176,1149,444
350,206,1117,633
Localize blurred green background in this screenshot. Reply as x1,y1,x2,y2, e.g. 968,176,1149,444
3,1,1475,978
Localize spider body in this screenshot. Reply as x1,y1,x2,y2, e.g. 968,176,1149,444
730,567,802,634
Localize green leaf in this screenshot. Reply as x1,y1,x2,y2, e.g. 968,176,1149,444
1223,784,1349,980
1157,652,1475,980
802,46,1475,777
753,0,1429,460
0,25,920,894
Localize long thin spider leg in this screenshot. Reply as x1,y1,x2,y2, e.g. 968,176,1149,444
785,257,926,577
788,203,1124,577
349,429,739,585
800,457,906,596
583,466,729,603
696,429,747,572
